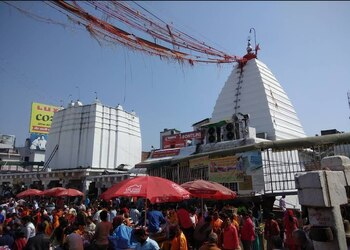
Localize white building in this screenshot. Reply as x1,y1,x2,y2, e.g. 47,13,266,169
210,44,306,208
211,47,305,140
45,101,142,170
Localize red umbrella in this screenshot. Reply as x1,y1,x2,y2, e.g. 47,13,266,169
180,179,237,200
54,188,84,197
16,189,43,198
100,176,190,203
41,187,66,196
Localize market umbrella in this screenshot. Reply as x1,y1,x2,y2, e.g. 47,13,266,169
180,179,237,200
181,179,237,214
100,176,190,203
53,188,84,197
16,189,43,198
41,187,67,196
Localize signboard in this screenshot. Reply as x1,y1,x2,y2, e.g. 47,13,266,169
151,148,180,159
209,156,244,182
0,134,15,149
29,133,48,150
239,175,253,190
209,151,263,183
189,156,210,169
163,131,202,149
29,102,60,134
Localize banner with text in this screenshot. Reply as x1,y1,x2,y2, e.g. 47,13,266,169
163,131,202,149
208,151,262,183
29,102,60,134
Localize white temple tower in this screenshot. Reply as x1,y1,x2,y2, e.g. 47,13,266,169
211,42,305,140
45,101,142,170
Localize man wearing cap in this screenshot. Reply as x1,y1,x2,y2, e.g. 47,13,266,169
264,213,280,250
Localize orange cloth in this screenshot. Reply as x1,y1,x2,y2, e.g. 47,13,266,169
53,211,63,229
222,224,240,249
211,218,223,234
44,221,52,236
231,220,239,232
22,209,30,217
171,231,188,250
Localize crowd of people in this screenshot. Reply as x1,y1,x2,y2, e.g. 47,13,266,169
0,195,315,250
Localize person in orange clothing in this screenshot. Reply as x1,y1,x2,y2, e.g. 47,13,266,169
21,207,31,217
53,209,63,229
231,214,240,232
211,212,223,236
222,216,240,250
169,224,188,250
42,215,53,236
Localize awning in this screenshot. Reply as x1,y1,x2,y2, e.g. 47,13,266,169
135,157,172,168
135,146,197,168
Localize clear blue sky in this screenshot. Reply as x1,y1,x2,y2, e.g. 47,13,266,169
1,1,349,150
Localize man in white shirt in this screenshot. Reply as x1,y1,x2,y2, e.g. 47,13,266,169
130,204,140,225
22,216,36,240
279,195,286,212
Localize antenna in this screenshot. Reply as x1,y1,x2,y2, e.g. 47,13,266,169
94,91,98,100
68,94,73,102
249,28,257,55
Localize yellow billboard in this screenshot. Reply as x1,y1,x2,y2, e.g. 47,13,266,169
29,102,60,134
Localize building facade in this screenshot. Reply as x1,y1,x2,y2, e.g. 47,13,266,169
45,101,142,170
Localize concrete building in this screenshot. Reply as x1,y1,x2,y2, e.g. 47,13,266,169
138,41,318,210
45,101,142,170
1,100,143,196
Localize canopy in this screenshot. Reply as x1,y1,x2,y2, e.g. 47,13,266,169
54,188,83,197
100,176,190,203
16,189,42,198
181,179,237,200
41,187,66,196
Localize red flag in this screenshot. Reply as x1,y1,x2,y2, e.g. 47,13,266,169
255,43,260,51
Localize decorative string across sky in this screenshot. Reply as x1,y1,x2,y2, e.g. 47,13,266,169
50,1,244,65
5,0,247,66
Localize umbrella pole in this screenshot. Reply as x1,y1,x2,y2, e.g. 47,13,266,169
144,199,147,227
201,197,204,217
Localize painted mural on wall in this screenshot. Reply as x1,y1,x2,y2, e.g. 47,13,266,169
189,150,263,191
